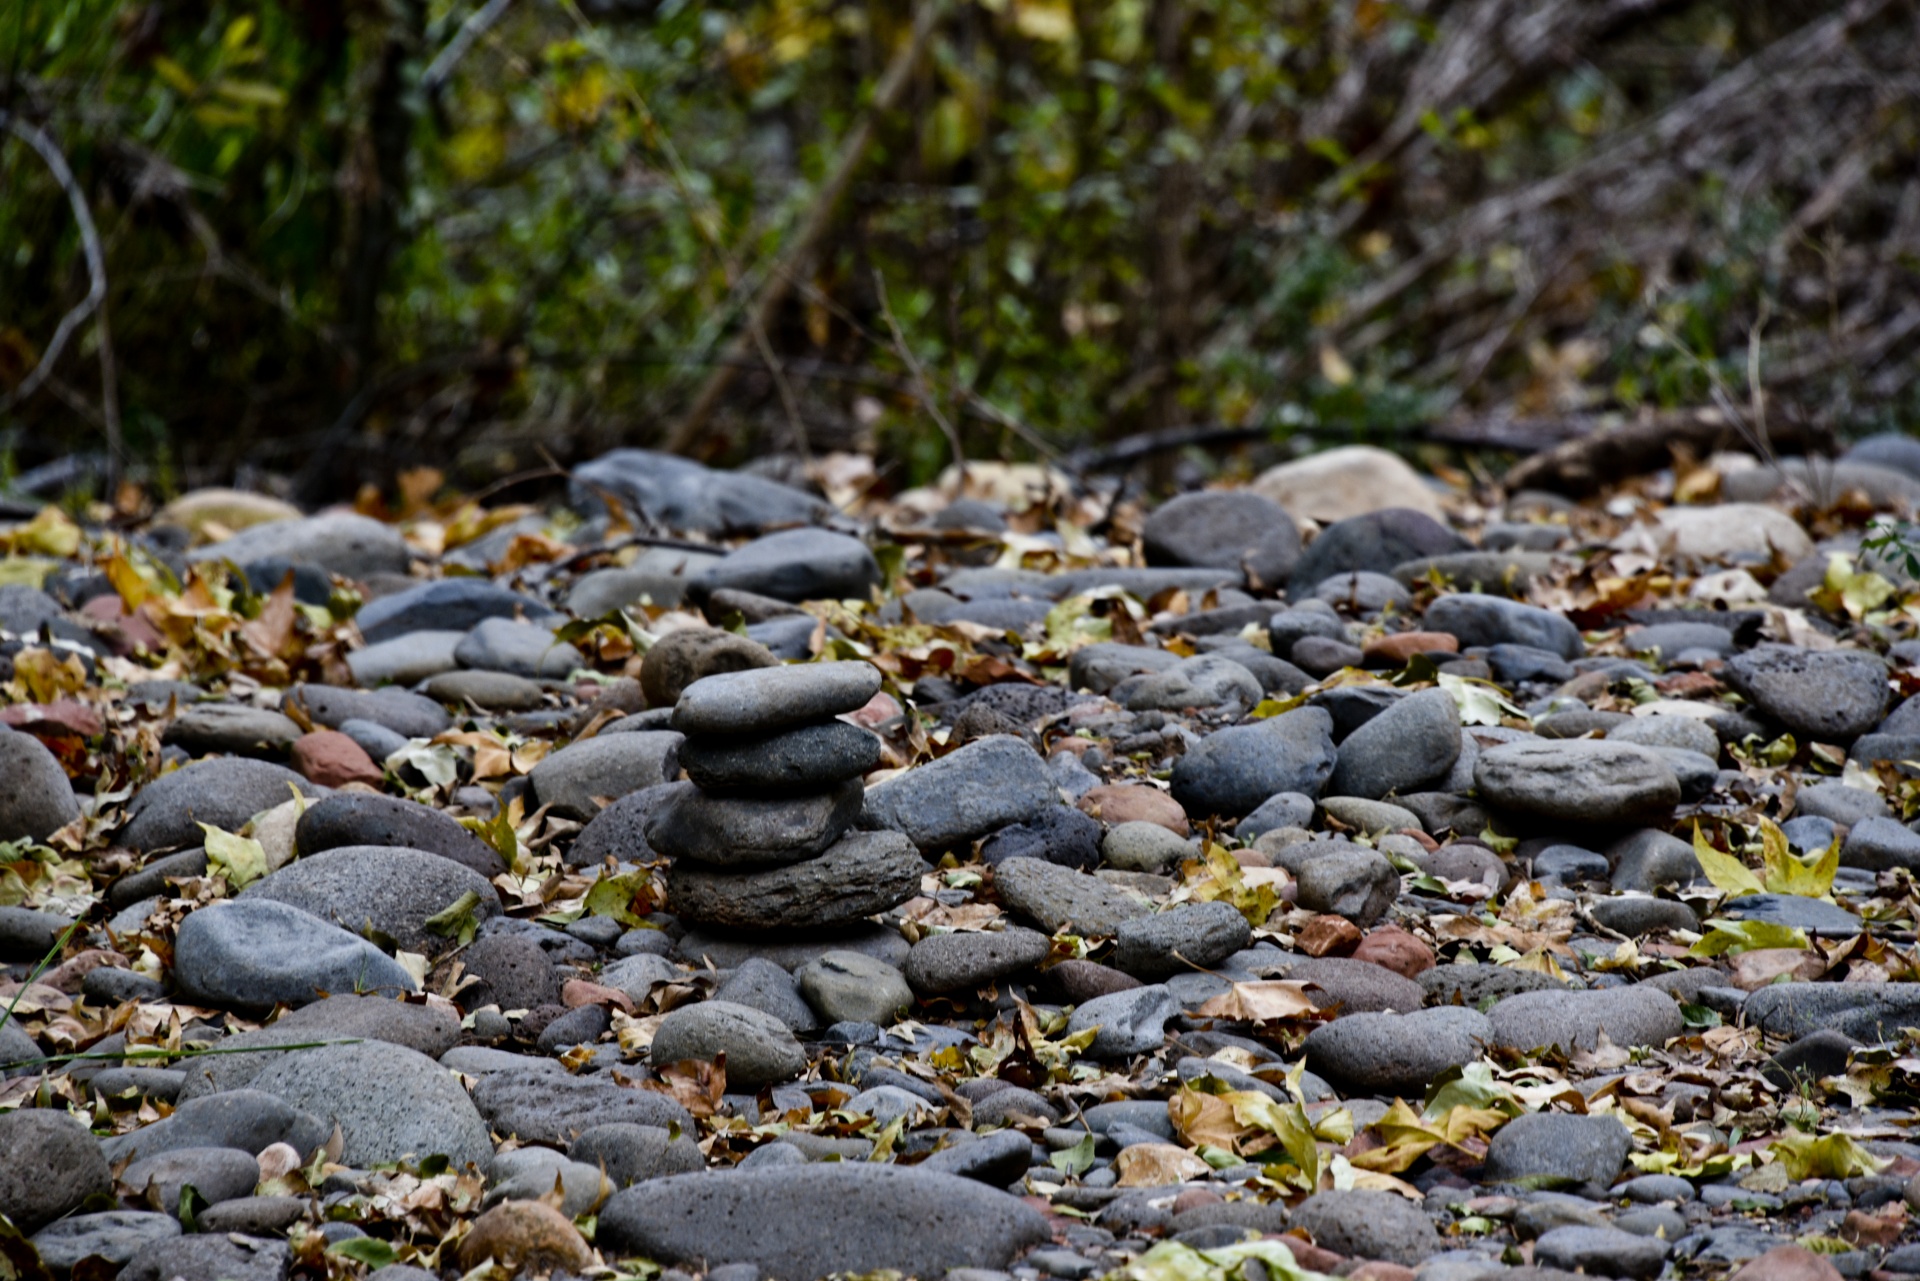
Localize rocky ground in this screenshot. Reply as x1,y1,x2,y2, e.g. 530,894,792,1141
5,440,1920,1281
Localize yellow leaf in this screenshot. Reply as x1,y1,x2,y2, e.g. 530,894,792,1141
1690,918,1809,957
1013,0,1076,42
1114,1143,1211,1187
1770,1131,1890,1180
1317,344,1354,387
1693,822,1765,898
222,15,256,51
214,80,287,109
1190,981,1319,1022
4,507,81,558
152,55,199,96
1760,818,1838,899
199,823,268,890
11,648,87,702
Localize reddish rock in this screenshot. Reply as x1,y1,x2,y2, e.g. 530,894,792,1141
1728,1245,1843,1281
1077,784,1189,835
1297,914,1363,958
1040,959,1141,1004
1349,1264,1417,1281
1363,632,1459,665
0,700,104,738
1234,849,1274,869
1171,1188,1222,1214
1271,1234,1346,1274
457,1200,594,1273
1353,925,1435,978
841,691,902,729
561,978,635,1014
289,730,383,788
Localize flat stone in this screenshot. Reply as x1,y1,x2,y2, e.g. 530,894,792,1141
862,735,1056,853
1288,1189,1447,1266
1170,707,1337,818
679,720,880,795
1476,740,1680,826
284,684,450,738
100,1089,330,1165
1534,1225,1667,1278
646,778,864,867
1720,893,1862,936
525,730,683,822
570,449,830,534
1649,503,1814,562
1485,1112,1632,1187
120,757,319,852
596,1164,1049,1276
30,1211,180,1272
665,829,924,931
268,993,462,1059
421,669,547,711
797,952,914,1026
123,1145,262,1211
565,782,675,868
1068,643,1183,694
1112,902,1251,979
979,804,1103,871
458,933,564,1011
356,579,557,646
1606,828,1703,893
189,511,409,578
163,703,303,756
244,1039,492,1170
1490,986,1682,1053
172,899,417,1012
1425,593,1585,659
673,925,910,971
711,957,817,1031
994,858,1151,937
295,792,505,877
0,729,82,841
1101,821,1194,874
346,631,465,686
120,1234,291,1281
1723,644,1890,744
671,661,882,737
1742,982,1920,1041
470,1068,693,1146
904,927,1053,995
1305,1006,1493,1096
690,528,881,603
241,844,503,954
1419,963,1569,1007
650,1000,807,1088
1066,985,1180,1057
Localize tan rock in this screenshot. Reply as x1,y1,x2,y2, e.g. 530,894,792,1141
1362,631,1458,664
1252,446,1448,524
1638,503,1814,563
1729,1247,1842,1281
457,1200,594,1275
1076,783,1189,835
155,487,303,537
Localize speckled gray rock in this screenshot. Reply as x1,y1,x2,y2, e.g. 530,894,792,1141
120,757,319,852
346,631,465,687
666,829,924,931
650,1000,806,1088
647,778,864,867
294,792,506,877
1143,490,1301,586
1119,654,1263,712
596,1164,1049,1276
689,528,881,603
798,952,914,1026
862,735,1056,853
1066,985,1180,1057
100,1089,330,1165
1723,644,1890,744
1304,1006,1493,1096
240,844,502,954
0,729,82,841
0,1109,111,1233
284,683,450,738
123,1146,262,1212
1533,1226,1667,1279
189,511,409,578
163,703,303,756
671,661,882,737
119,1234,292,1281
1101,821,1194,874
711,957,817,1030
1325,687,1461,800
1742,982,1920,1041
1288,1189,1446,1266
30,1211,181,1273
679,720,881,795
1419,963,1570,1007
527,731,683,821
994,858,1151,937
1169,707,1337,818
454,617,585,679
1111,902,1251,979
469,1068,692,1146
1606,828,1703,893
904,927,1053,995
1489,986,1682,1053
244,1039,492,1171
1475,740,1680,826
1484,1112,1632,1187
570,1122,705,1187
1292,845,1400,928
173,899,417,1011
355,579,557,646
1425,593,1584,659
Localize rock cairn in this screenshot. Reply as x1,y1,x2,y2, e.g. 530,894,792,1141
645,661,924,940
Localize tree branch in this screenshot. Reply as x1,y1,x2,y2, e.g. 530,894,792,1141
0,112,106,413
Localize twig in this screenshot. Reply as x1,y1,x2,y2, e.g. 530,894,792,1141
747,314,813,465
0,112,107,413
422,0,516,95
665,0,946,454
873,267,966,481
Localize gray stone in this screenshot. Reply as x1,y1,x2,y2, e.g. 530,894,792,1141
420,668,546,711
1318,795,1421,835
121,1234,291,1281
470,1068,692,1146
1720,893,1863,936
640,628,781,708
647,778,864,867
1627,622,1737,660
570,1122,704,1187
1475,740,1680,826
100,1089,330,1165
862,735,1056,853
30,1211,180,1273
1068,643,1183,694
284,683,450,738
194,1195,309,1236
1274,956,1425,1012
1289,509,1465,595
1490,987,1682,1054
346,630,465,686
173,899,417,1012
458,932,563,1011
1293,845,1400,928
123,1145,262,1211
597,1164,1048,1275
1394,550,1556,594
798,952,914,1026
1610,714,1722,759
1795,781,1891,825
454,617,584,679
1425,593,1584,659
241,844,503,954
567,565,700,615
712,957,817,1030
1142,490,1301,586
1067,985,1179,1057
904,928,1053,995
1533,1226,1666,1278
1100,821,1194,874
650,1000,807,1088
1589,895,1699,936
163,703,303,756
1723,644,1890,744
979,804,1103,871
919,1129,1035,1186
1419,963,1569,1007
1237,793,1316,840
268,993,462,1059
691,528,880,603
1485,1113,1631,1186
244,1039,493,1171
1841,816,1920,871
673,925,910,972
570,448,830,534
1305,1006,1492,1096
566,782,675,868
1112,902,1251,980
0,1108,111,1233
1119,655,1262,712
1606,828,1702,893
1288,1189,1447,1266
0,729,81,841
1743,982,1920,1041
1326,687,1461,800
1169,707,1337,818
666,829,924,931
356,579,557,646
1313,569,1412,614
671,661,882,737
0,583,63,634
994,858,1151,936
0,904,73,963
190,511,408,578
120,757,318,851
295,792,506,877
679,721,880,795
484,1146,612,1217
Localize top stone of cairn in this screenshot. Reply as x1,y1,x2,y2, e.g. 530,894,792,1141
671,661,883,738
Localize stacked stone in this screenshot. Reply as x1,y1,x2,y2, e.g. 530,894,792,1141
644,661,924,936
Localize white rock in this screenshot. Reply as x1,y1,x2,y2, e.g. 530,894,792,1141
1641,503,1813,562
1252,445,1448,524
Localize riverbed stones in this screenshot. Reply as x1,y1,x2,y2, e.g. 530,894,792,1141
1722,645,1890,743
862,734,1056,852
665,830,923,932
172,899,417,1011
120,757,319,852
1475,739,1681,826
1142,489,1302,586
0,728,82,840
1489,986,1683,1054
239,844,503,954
1485,1112,1632,1187
1304,1005,1493,1096
904,926,1052,994
1325,686,1461,799
1169,706,1336,817
0,1109,111,1233
649,1000,806,1088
